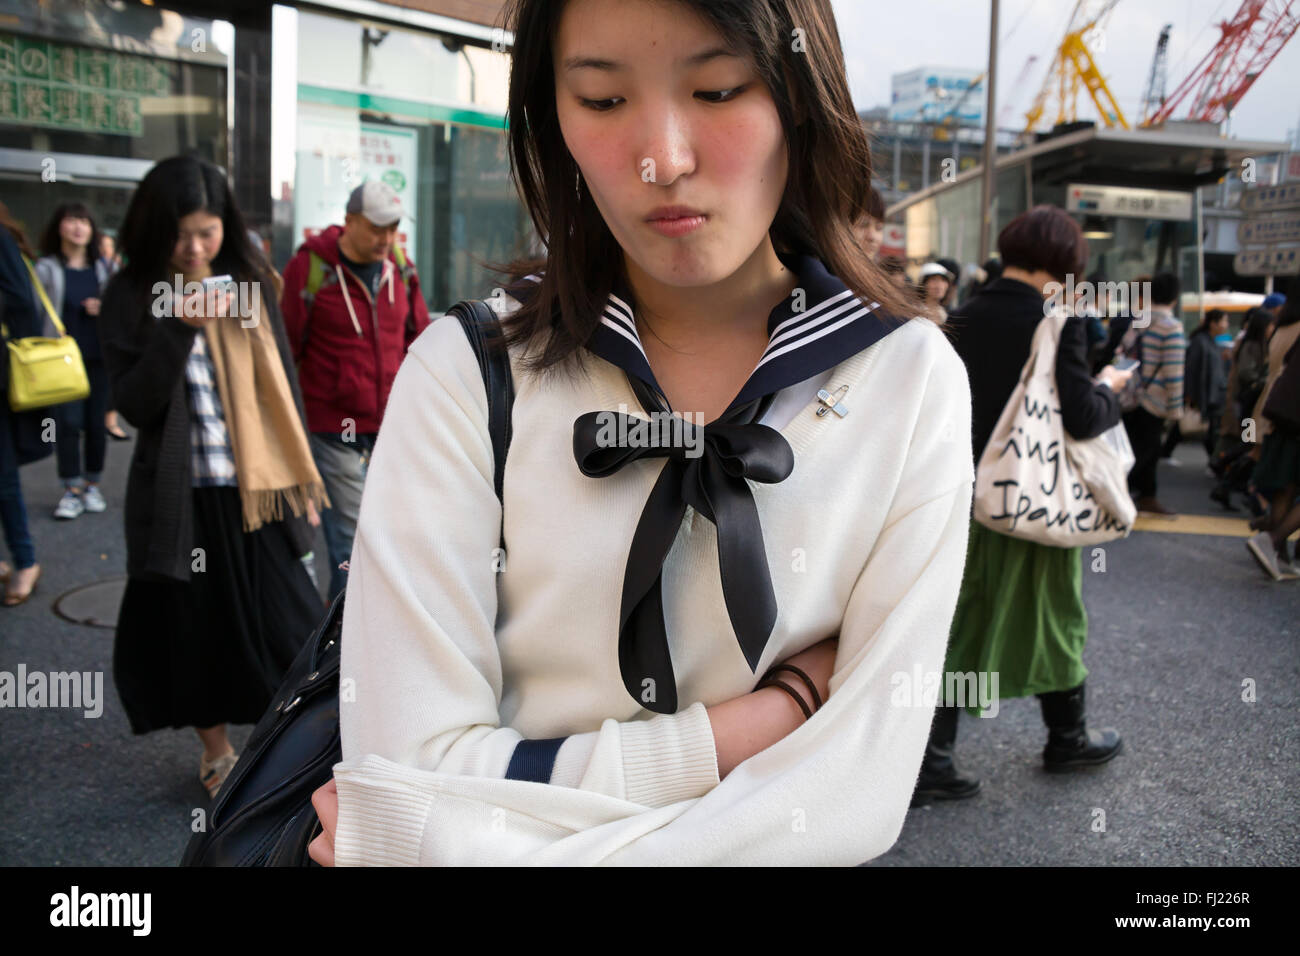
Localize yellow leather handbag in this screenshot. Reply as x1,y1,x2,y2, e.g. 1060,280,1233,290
4,257,91,412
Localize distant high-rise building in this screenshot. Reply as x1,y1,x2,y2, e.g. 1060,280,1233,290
889,67,985,126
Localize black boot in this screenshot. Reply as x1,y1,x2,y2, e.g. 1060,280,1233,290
910,704,981,806
1038,682,1122,772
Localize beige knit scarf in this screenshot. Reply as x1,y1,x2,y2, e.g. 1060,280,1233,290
202,283,329,531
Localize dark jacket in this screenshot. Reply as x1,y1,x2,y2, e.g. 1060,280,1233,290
100,272,315,582
0,229,41,399
1185,328,1228,412
279,225,431,435
946,277,1122,464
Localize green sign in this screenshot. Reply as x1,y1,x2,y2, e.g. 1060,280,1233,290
0,33,174,137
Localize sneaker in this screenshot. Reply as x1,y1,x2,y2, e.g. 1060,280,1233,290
82,485,106,513
199,749,240,800
1136,496,1178,519
53,490,84,520
1280,546,1300,581
1246,532,1284,581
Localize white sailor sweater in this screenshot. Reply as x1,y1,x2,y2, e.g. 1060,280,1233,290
332,293,974,866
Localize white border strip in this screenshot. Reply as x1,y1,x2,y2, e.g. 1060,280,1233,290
297,0,513,46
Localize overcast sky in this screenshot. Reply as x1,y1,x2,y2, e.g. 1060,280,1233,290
831,0,1300,145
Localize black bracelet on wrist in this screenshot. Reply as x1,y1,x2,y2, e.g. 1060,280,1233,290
763,663,824,711
758,677,813,721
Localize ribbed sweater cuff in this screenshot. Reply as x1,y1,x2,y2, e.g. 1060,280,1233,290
618,701,720,807
333,765,433,867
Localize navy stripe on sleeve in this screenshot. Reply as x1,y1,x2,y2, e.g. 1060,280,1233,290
505,737,567,783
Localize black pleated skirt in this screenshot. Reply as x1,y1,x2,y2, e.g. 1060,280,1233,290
113,486,324,735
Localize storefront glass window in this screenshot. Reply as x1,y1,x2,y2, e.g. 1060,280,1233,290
0,0,229,243
286,9,526,310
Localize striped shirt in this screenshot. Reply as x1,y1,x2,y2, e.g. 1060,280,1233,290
184,332,238,487
1138,309,1187,420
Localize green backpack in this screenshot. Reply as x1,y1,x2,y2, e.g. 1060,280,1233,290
299,244,419,341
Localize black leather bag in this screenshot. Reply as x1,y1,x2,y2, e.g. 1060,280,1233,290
181,300,515,866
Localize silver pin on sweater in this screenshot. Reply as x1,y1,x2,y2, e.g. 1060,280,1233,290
815,386,849,418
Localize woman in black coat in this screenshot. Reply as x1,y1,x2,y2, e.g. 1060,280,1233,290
100,157,327,799
913,206,1135,805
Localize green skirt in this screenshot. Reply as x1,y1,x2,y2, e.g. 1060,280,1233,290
943,520,1089,714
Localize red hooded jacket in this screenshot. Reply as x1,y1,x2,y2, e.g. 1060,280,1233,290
280,224,431,435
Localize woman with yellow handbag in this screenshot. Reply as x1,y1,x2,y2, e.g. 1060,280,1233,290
35,204,116,520
0,202,44,606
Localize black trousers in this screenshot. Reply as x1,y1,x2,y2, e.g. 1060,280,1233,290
1124,406,1165,499
55,359,109,484
1202,405,1223,459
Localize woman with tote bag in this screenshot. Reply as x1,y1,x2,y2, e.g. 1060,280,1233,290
916,206,1135,806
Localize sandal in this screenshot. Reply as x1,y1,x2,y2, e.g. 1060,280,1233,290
0,561,10,585
199,749,240,799
3,563,41,607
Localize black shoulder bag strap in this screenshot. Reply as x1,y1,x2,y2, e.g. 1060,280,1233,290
447,299,515,549
181,298,516,868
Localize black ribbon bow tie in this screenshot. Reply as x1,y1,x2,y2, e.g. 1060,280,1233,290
572,376,795,714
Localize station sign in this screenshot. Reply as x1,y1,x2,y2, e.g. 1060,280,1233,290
1234,246,1300,277
879,223,906,259
1239,182,1300,214
1066,184,1193,221
1238,215,1300,245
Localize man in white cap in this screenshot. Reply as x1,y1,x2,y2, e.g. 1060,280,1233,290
280,179,431,598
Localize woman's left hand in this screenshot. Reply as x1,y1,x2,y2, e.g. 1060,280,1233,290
308,778,338,867
306,500,321,528
83,297,101,316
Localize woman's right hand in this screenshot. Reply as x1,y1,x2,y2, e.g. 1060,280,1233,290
174,288,232,329
1097,364,1134,392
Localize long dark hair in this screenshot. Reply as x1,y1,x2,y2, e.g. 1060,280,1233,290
1193,308,1225,336
493,0,914,373
114,155,266,302
39,202,104,266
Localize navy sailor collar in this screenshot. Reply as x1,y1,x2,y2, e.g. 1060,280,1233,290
527,251,902,418
559,252,902,714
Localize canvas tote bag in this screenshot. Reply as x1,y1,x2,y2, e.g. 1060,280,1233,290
974,308,1137,547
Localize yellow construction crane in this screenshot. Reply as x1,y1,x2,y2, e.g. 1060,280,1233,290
1022,0,1130,139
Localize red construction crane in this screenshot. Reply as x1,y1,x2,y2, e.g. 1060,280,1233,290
1146,0,1300,126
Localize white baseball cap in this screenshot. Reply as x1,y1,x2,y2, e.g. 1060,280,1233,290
346,180,409,227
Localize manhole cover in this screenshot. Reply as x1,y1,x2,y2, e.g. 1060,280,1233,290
52,577,127,629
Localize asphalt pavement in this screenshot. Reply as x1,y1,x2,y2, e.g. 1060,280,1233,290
1,424,1295,866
